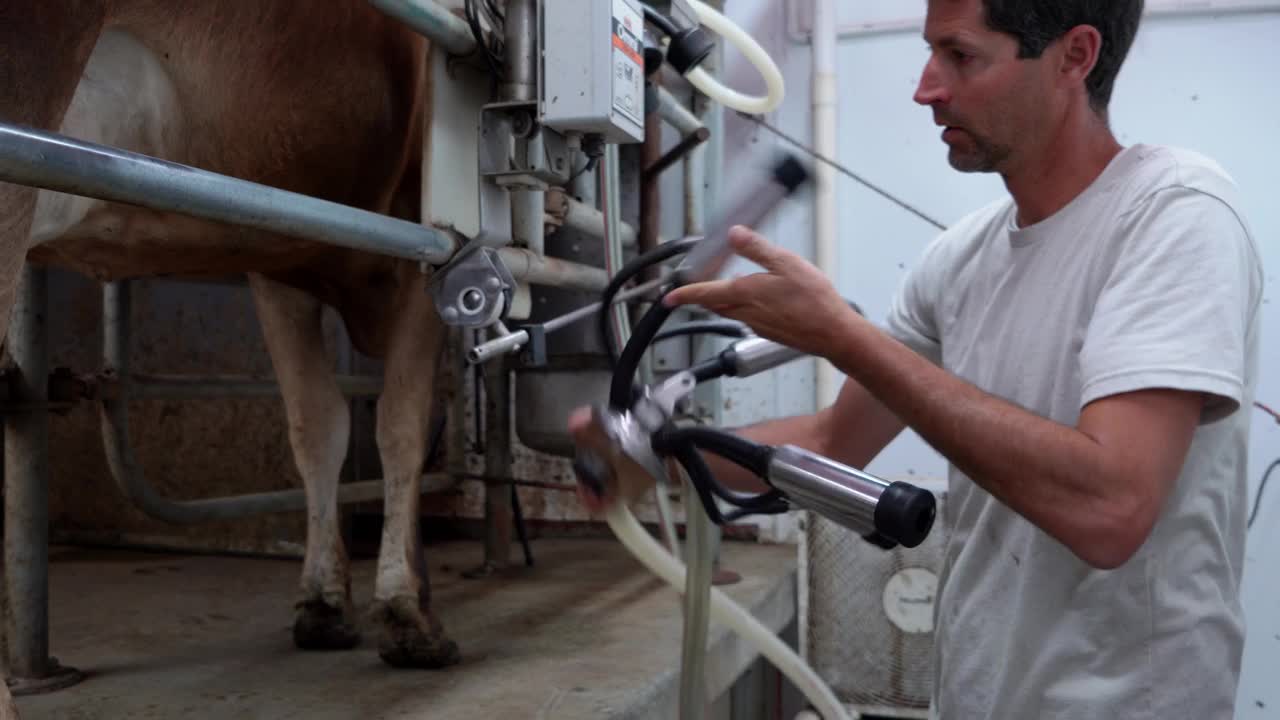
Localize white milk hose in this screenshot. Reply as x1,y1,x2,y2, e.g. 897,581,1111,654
680,0,786,115
605,504,851,720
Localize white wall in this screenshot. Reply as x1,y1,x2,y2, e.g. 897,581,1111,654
717,0,1279,715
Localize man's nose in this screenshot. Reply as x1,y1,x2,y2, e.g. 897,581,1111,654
913,55,949,106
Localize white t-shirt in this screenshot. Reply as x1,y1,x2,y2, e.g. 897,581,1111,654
884,144,1264,719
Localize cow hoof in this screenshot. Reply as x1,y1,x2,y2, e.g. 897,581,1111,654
293,597,361,650
372,596,461,669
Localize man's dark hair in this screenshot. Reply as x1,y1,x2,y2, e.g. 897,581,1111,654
982,0,1144,114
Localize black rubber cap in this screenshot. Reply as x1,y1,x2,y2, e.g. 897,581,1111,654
666,27,715,75
644,46,666,79
772,154,810,194
572,450,613,500
873,482,937,548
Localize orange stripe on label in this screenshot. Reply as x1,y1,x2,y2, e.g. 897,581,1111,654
612,34,642,66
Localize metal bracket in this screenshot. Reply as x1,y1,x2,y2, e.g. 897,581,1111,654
430,246,516,327
636,370,697,428
518,324,548,367
479,101,573,188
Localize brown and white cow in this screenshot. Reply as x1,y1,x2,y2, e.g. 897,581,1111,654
0,0,466,681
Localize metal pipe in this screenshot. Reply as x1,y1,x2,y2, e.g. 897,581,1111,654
467,276,668,364
98,280,451,525
684,114,707,237
680,481,714,720
813,0,840,411
482,355,514,569
502,0,538,102
119,374,383,400
445,326,470,492
496,246,609,291
4,266,53,680
549,189,638,247
678,38,723,720
503,0,544,263
658,87,706,136
510,188,545,256
643,127,711,179
368,0,477,55
641,80,665,278
601,144,631,353
0,122,459,265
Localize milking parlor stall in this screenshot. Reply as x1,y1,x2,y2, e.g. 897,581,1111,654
0,1,953,718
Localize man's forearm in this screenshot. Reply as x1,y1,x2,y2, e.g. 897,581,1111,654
826,315,1149,567
700,377,906,494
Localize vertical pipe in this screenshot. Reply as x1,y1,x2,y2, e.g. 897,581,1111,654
601,144,630,353
4,266,49,680
480,0,536,569
678,32,726,719
503,0,544,256
501,0,537,102
639,78,664,277
482,356,513,569
680,482,715,719
510,188,545,257
813,0,840,410
445,327,470,487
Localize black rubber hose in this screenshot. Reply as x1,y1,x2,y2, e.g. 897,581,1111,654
675,442,727,525
655,427,785,511
653,320,749,344
609,301,675,410
654,426,772,478
598,236,701,367
674,439,788,524
641,4,681,38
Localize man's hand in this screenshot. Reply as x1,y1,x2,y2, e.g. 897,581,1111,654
664,226,859,357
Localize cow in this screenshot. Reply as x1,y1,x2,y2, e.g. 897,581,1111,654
0,0,467,683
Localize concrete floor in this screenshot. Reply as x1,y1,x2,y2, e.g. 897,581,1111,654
13,537,797,719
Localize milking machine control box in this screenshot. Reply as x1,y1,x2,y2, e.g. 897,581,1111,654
540,0,647,144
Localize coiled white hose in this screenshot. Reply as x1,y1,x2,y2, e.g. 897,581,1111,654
680,0,786,115
604,503,850,720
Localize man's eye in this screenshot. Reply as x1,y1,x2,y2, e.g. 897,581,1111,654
951,50,971,63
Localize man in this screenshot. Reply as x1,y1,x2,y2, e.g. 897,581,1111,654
571,0,1264,717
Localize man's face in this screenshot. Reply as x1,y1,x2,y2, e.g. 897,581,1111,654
913,0,1054,174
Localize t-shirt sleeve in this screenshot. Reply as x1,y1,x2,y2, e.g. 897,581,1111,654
883,237,947,366
1079,186,1260,424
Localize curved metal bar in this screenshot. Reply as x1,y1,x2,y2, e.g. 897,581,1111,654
368,0,477,56
98,280,452,525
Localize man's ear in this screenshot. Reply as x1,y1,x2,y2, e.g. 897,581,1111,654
1059,24,1102,90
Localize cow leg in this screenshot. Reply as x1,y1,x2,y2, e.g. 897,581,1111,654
248,273,360,650
368,270,459,668
0,3,108,345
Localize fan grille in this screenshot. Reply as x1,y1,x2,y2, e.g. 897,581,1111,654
802,483,947,712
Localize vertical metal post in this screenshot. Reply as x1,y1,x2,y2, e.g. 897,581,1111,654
4,266,80,693
472,0,536,573
510,189,545,257
5,266,49,679
481,356,513,570
503,0,545,256
501,0,537,102
601,144,630,352
680,31,729,718
445,327,469,488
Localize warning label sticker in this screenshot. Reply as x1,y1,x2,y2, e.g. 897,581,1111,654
611,0,644,125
